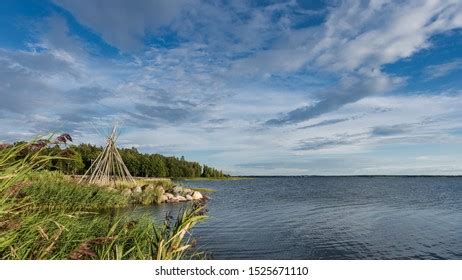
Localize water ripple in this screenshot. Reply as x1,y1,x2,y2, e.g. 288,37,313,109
137,177,462,259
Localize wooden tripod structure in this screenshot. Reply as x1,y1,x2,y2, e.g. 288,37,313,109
79,125,136,186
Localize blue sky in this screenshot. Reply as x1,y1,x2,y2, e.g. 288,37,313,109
1,0,462,175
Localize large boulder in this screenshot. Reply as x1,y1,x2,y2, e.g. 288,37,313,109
191,191,203,200
165,193,174,199
172,186,183,194
185,194,193,201
168,196,179,203
176,195,187,202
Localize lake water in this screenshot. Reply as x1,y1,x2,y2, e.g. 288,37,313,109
134,177,462,259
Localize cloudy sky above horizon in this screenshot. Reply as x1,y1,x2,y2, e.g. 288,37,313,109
1,0,462,175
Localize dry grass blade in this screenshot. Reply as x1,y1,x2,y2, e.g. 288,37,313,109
69,237,117,260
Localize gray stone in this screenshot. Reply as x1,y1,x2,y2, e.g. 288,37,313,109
191,191,203,200
176,195,187,202
168,197,179,203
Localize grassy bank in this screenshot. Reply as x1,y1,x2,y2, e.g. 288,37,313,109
21,172,179,209
0,141,207,260
22,172,129,210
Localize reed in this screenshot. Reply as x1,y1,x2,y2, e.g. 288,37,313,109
138,178,174,191
0,140,207,260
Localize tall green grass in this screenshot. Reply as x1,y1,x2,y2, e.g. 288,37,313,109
1,206,206,260
0,141,207,260
138,178,174,191
22,171,128,210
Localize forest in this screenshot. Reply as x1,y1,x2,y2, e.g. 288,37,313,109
24,143,228,178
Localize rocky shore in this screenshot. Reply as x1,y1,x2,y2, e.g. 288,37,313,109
115,184,204,204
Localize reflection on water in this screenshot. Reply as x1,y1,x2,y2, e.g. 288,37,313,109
132,177,462,259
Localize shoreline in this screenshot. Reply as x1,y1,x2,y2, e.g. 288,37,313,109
176,176,253,181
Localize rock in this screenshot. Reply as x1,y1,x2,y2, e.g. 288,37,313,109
107,187,117,192
172,186,183,194
183,188,193,195
165,193,174,199
121,188,132,197
154,186,165,195
161,194,168,202
176,195,187,202
133,186,142,194
168,197,179,203
192,191,203,200
185,194,193,201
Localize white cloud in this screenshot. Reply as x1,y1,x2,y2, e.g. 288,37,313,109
53,0,191,51
316,0,462,71
423,59,462,79
234,0,462,125
2,1,462,175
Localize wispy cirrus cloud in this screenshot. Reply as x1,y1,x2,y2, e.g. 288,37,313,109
294,136,360,151
371,124,411,137
266,72,400,125
298,118,350,129
1,0,462,175
262,0,462,125
423,59,462,79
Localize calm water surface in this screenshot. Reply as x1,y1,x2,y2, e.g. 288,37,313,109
134,177,462,259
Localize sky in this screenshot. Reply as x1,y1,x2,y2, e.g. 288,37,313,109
1,0,462,175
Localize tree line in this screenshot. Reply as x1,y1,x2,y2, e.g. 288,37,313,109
33,143,228,178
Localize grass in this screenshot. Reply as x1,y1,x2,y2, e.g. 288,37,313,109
0,140,207,260
1,206,207,260
137,178,175,192
130,187,163,206
21,171,129,210
152,186,165,204
67,175,176,206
